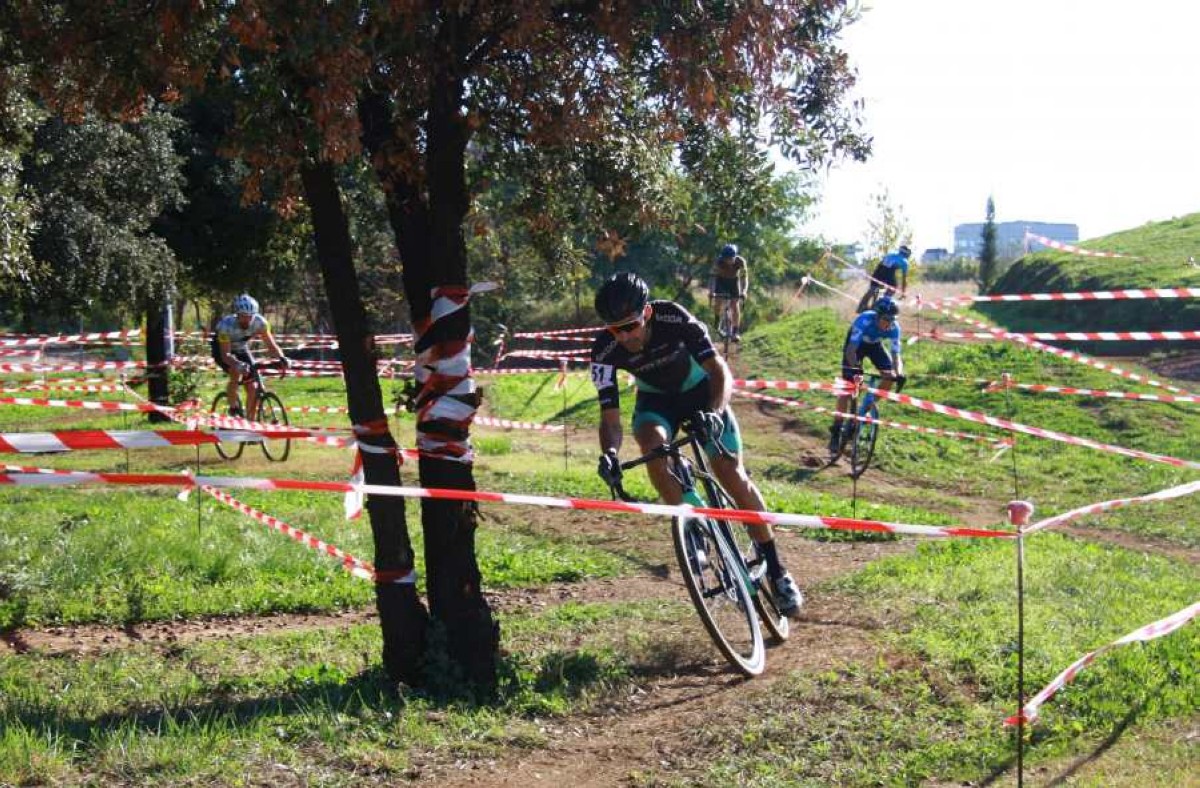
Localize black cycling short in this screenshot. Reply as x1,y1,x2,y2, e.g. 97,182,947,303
869,264,899,288
842,342,893,381
632,382,742,455
210,335,252,373
712,276,741,299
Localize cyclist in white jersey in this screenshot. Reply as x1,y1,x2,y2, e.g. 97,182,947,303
209,294,290,417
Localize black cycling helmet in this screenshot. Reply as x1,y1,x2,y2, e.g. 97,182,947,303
898,244,912,258
875,295,900,318
720,243,738,258
595,272,650,323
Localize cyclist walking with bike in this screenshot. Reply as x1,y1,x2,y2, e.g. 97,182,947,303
210,294,291,418
828,295,906,456
709,243,748,341
855,243,911,314
591,272,803,618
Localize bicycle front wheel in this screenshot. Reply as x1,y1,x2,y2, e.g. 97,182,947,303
672,516,764,676
211,391,245,460
257,392,292,462
849,403,879,478
720,519,790,643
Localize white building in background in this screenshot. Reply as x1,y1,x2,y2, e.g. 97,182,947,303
953,221,1078,259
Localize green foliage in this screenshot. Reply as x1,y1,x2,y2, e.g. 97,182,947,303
0,67,43,300
986,212,1200,345
863,187,912,260
21,109,185,327
978,195,999,292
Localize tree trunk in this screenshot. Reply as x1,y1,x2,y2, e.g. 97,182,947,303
144,300,171,422
360,71,499,688
299,161,429,686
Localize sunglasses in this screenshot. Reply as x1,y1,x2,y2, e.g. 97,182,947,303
607,316,645,335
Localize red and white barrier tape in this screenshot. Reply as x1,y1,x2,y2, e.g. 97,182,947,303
924,302,1197,397
1023,231,1140,260
914,329,1200,342
2,383,128,394
499,349,591,361
736,390,1011,447
284,404,351,415
474,415,564,432
198,484,375,581
734,378,845,395
0,395,172,414
983,379,1200,404
511,326,599,339
1005,601,1199,726
1021,480,1200,536
929,287,1200,307
0,470,1016,540
0,429,222,453
871,386,1200,470
0,329,141,347
476,367,585,376
0,360,147,373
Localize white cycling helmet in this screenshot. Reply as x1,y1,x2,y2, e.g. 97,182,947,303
233,294,259,315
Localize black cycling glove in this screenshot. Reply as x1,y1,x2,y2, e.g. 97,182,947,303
597,449,622,486
691,410,726,443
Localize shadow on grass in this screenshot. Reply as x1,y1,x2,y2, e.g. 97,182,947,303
979,680,1159,787
4,642,697,759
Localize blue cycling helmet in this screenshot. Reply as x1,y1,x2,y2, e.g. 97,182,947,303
720,243,738,258
875,295,899,318
233,294,259,315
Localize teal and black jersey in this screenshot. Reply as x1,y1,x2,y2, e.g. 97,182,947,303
589,301,716,410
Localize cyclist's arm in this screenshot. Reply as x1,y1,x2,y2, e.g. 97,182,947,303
598,408,623,455
261,328,286,361
737,256,748,297
218,337,241,371
701,355,733,412
899,268,908,297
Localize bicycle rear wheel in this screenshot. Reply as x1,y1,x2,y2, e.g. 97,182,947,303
849,402,879,478
257,391,291,462
211,392,245,460
672,515,764,676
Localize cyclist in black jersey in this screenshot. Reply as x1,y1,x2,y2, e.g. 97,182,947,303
590,272,803,618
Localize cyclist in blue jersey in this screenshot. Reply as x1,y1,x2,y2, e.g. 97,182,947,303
856,244,911,313
591,272,803,618
828,295,906,455
210,294,290,417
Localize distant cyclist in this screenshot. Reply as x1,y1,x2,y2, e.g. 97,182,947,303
708,243,748,341
591,272,803,618
856,244,911,313
829,295,906,455
210,294,290,418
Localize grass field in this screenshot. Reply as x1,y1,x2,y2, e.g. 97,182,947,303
1,277,1197,784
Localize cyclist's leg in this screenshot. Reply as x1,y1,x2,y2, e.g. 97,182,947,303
730,297,742,339
713,295,729,336
856,285,878,314
632,395,684,504
830,353,862,452
705,407,800,612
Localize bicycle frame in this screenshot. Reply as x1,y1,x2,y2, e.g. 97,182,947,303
607,419,786,675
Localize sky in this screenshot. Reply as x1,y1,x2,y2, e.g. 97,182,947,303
799,0,1200,253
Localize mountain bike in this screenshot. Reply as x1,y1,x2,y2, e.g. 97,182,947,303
829,372,904,478
211,359,292,462
607,417,790,677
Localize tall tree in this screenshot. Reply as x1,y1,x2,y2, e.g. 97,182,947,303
978,195,998,293
863,186,911,261
6,1,871,689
